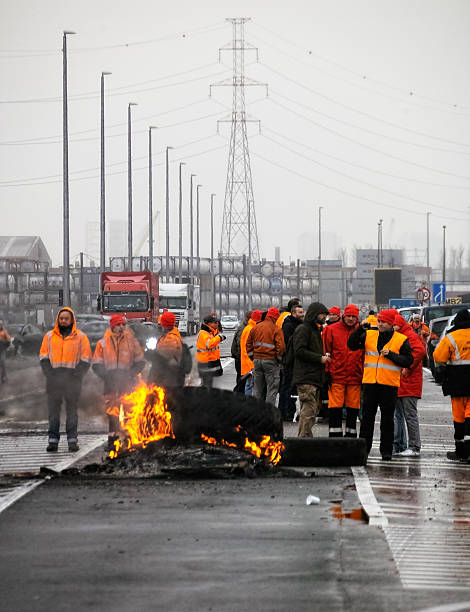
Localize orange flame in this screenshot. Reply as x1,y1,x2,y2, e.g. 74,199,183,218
201,430,285,465
106,379,174,458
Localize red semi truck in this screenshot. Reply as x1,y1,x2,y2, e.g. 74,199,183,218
98,271,159,322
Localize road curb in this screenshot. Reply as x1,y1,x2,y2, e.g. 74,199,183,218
351,466,388,527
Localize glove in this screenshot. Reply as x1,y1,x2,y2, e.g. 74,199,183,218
218,334,226,342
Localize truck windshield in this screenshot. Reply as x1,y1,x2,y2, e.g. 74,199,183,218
159,296,187,309
103,293,148,312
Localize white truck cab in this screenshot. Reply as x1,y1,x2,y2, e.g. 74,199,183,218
159,283,200,336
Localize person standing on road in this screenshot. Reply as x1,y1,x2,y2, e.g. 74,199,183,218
411,313,430,347
291,302,330,437
322,304,364,438
392,314,426,456
277,298,301,330
348,309,413,460
92,314,145,450
433,309,470,462
196,315,226,389
366,310,378,329
39,307,92,453
246,307,285,407
0,321,11,384
327,306,341,325
239,309,263,396
278,304,304,420
231,311,250,392
147,311,187,389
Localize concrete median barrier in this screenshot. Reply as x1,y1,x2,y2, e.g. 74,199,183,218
281,437,367,467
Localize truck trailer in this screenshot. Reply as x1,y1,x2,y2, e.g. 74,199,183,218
98,271,159,322
159,283,200,335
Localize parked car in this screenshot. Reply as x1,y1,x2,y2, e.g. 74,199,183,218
6,323,43,356
75,313,106,328
128,320,160,352
426,316,451,377
80,320,109,352
220,315,239,332
397,306,422,322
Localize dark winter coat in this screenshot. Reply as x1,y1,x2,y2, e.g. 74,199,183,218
292,302,328,387
282,314,303,349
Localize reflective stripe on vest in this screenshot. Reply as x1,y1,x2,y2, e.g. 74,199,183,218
446,334,470,365
362,330,407,387
254,341,275,349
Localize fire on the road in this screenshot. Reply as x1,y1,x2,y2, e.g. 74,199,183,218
106,380,175,459
106,379,285,465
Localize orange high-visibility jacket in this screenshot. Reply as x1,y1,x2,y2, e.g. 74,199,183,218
276,311,290,329
362,329,407,387
157,327,183,366
93,327,144,370
240,318,257,376
196,326,221,364
39,307,91,369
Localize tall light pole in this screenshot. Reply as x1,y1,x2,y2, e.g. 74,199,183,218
189,174,196,284
178,162,186,283
165,146,173,282
248,199,252,310
148,126,157,272
442,225,447,284
62,30,75,307
100,71,111,274
318,205,323,301
127,102,138,270
426,212,431,287
377,218,383,268
211,193,215,310
196,184,202,280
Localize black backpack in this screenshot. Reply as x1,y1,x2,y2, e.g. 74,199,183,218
181,343,193,375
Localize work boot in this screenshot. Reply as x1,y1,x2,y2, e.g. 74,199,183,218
68,441,79,452
46,442,58,452
447,441,466,462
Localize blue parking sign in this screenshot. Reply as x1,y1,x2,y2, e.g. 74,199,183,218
433,282,446,304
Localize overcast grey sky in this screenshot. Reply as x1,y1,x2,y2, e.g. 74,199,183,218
1,0,470,267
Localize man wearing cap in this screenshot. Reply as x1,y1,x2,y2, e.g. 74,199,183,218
148,311,185,389
246,307,285,407
231,311,251,391
348,308,413,460
93,314,145,450
291,302,330,437
196,315,226,388
327,307,341,325
411,313,430,348
323,304,364,437
39,307,92,452
433,309,470,462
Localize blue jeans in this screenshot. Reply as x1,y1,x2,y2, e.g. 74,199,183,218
393,400,407,453
244,373,254,396
393,396,421,453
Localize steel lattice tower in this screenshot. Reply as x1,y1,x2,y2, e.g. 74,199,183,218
212,18,266,262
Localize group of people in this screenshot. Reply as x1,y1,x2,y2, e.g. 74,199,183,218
230,298,470,463
7,295,466,462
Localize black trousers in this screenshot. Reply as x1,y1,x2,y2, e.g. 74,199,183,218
359,383,398,457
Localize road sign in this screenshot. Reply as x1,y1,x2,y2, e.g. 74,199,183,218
433,282,446,304
446,297,462,305
416,287,430,303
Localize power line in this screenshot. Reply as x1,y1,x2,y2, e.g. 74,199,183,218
0,21,225,57
263,126,470,190
251,20,470,111
251,149,469,222
265,96,470,182
261,62,470,147
261,133,467,214
0,65,228,104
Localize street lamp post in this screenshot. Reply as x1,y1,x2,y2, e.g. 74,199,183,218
100,71,111,275
318,206,323,301
62,30,76,307
178,162,186,283
210,194,215,311
189,174,195,284
148,126,157,272
196,184,202,280
165,146,173,282
127,102,138,270
442,225,447,284
426,212,431,287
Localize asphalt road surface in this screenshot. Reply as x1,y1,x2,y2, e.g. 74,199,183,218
1,337,470,611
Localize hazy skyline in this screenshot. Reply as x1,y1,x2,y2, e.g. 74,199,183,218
1,0,470,267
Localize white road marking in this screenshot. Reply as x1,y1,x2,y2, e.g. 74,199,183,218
351,466,388,526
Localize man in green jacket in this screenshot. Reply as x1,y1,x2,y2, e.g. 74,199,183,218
292,302,330,437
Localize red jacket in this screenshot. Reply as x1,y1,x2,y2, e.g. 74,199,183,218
322,319,364,385
394,315,425,398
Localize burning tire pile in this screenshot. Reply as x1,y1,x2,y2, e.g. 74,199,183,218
66,383,289,479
